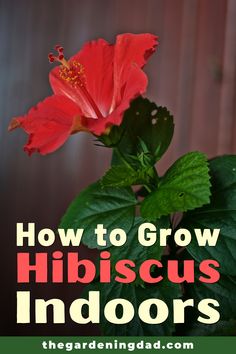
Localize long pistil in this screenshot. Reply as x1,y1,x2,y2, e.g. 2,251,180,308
48,45,104,119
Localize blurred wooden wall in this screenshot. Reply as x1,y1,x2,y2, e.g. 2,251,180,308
0,0,235,334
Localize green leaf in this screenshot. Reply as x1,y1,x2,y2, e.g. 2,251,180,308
180,249,236,329
188,272,236,321
116,97,174,164
84,279,181,336
59,182,137,249
101,165,154,188
110,217,170,283
140,151,211,220
81,216,180,336
185,319,236,336
82,217,179,336
181,155,236,275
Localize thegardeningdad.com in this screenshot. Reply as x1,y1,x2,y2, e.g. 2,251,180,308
41,339,194,351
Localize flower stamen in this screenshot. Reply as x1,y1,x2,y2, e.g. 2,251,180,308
59,61,86,88
48,45,104,119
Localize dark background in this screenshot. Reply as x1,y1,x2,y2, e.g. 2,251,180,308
0,0,236,335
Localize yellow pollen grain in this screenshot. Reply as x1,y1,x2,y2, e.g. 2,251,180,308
59,60,86,88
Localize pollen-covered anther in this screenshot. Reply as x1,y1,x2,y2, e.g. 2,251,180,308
48,45,86,87
59,61,86,88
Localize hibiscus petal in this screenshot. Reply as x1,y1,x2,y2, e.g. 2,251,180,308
111,33,158,109
49,39,114,118
9,95,81,155
83,65,148,136
80,33,158,136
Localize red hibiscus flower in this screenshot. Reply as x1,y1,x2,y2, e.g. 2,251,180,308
9,33,158,155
